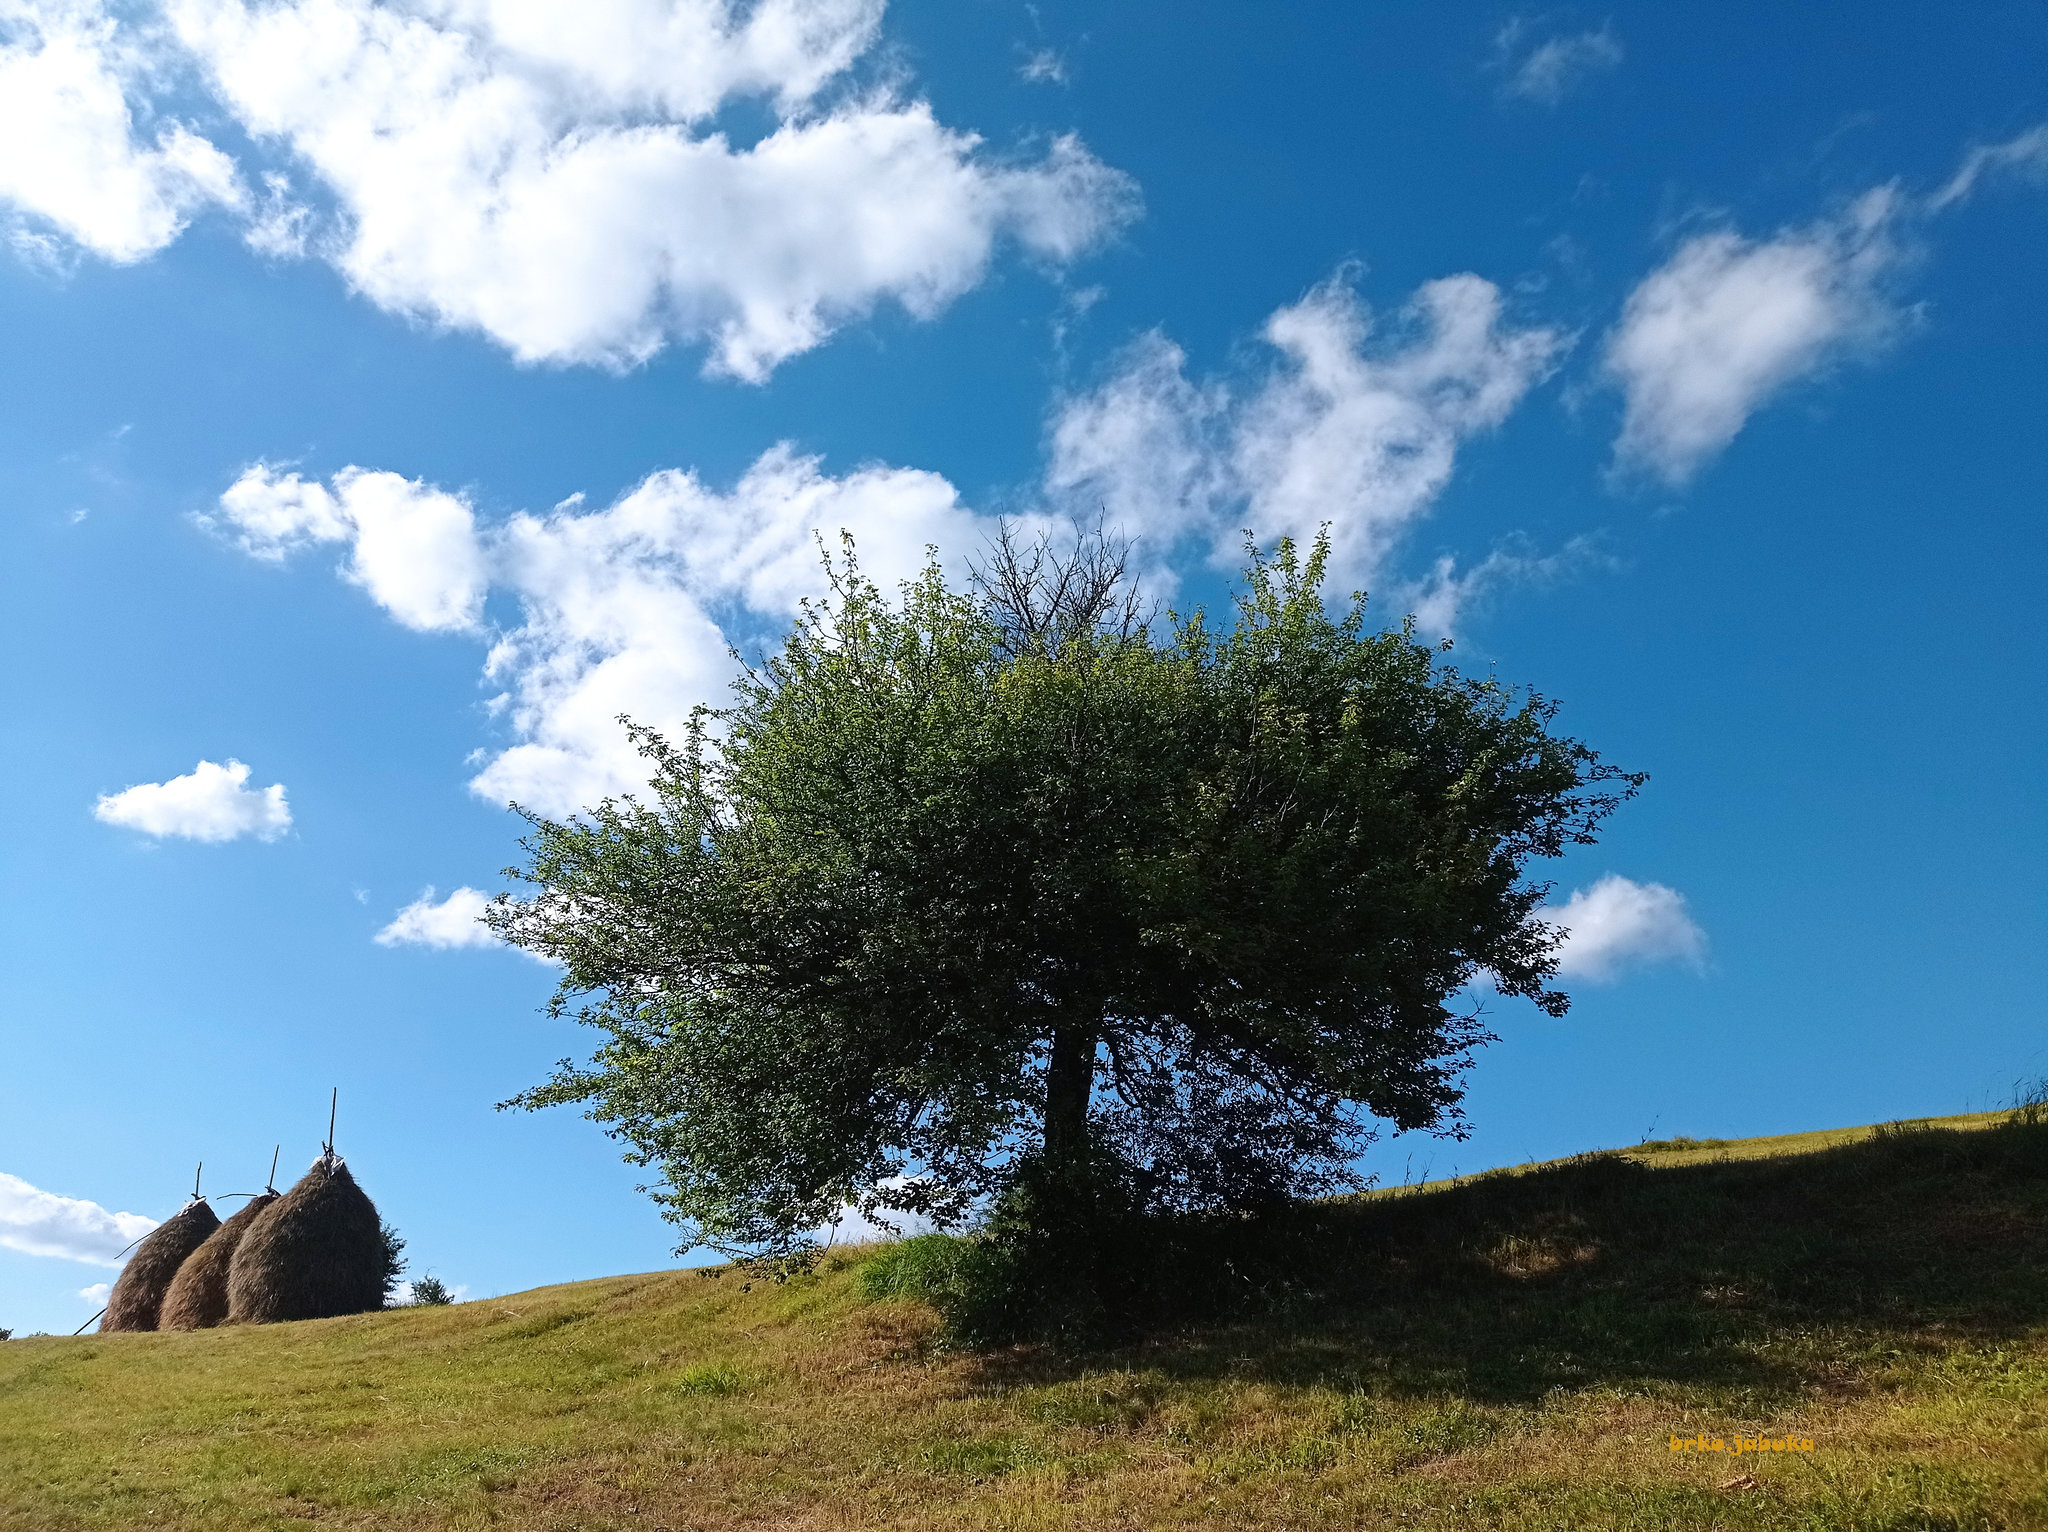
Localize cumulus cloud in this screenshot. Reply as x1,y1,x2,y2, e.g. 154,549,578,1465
376,886,499,948
78,1280,112,1303
94,758,292,841
0,0,1135,378
1538,874,1705,982
478,444,977,811
1604,187,1909,484
0,0,241,261
0,1172,157,1265
214,271,1574,819
1049,270,1569,592
209,465,486,632
219,445,977,814
1493,20,1623,106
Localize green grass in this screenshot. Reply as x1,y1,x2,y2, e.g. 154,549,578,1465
4,1109,2046,1530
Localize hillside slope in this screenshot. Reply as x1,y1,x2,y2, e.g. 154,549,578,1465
3,1110,2045,1531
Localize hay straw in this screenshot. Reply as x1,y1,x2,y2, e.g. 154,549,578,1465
100,1199,220,1333
227,1156,386,1324
159,1192,280,1331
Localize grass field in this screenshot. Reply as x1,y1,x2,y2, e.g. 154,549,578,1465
3,1109,2045,1531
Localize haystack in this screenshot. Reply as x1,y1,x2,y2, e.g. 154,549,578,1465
227,1155,386,1323
99,1198,220,1333
159,1191,279,1331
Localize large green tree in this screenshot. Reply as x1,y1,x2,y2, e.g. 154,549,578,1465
490,532,1638,1261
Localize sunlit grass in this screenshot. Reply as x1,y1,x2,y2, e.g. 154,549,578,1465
3,1108,2045,1530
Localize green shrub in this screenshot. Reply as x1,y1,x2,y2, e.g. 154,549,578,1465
406,1275,455,1306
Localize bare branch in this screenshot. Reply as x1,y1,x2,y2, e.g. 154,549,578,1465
969,515,1155,658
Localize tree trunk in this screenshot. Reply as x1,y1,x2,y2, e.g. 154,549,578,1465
1044,1024,1095,1160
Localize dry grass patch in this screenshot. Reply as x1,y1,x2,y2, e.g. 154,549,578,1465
4,1111,2046,1529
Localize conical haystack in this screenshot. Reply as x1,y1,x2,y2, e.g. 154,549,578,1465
100,1199,220,1333
159,1192,279,1331
227,1156,386,1324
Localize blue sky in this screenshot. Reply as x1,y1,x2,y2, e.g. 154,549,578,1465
2,0,2044,1334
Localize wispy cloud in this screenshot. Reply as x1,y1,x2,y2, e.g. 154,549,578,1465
1929,123,2048,211
1494,20,1623,106
1018,48,1066,84
1402,533,1612,637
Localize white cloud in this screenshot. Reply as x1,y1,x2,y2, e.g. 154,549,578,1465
94,758,292,842
243,170,312,258
214,272,1571,818
1494,21,1623,106
0,1172,157,1265
0,0,1142,377
1018,47,1065,85
209,464,486,632
0,0,242,261
1604,187,1908,485
376,886,499,948
78,1281,112,1303
218,445,977,815
479,445,976,812
1,0,1134,376
1402,532,1609,637
1049,269,1568,592
1538,874,1705,982
1930,123,2048,211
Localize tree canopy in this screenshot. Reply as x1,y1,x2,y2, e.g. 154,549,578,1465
490,531,1640,1262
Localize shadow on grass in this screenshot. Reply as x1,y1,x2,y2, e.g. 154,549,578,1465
965,1115,2048,1407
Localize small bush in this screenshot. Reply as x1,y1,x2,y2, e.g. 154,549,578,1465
378,1222,408,1306
407,1275,455,1307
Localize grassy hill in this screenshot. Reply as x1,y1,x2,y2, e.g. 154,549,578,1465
4,1109,2045,1531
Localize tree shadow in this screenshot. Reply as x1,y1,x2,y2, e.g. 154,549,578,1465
969,1116,2048,1407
